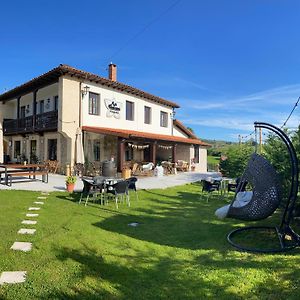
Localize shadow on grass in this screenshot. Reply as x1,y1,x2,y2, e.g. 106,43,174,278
40,244,300,300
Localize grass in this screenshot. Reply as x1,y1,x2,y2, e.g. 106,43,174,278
0,184,300,299
207,155,220,165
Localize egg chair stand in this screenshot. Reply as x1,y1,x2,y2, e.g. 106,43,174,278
227,122,300,253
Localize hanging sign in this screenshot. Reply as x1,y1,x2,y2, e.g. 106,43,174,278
105,98,122,119
128,143,149,150
158,144,172,150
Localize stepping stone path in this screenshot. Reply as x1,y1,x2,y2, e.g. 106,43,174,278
26,213,39,217
18,229,36,235
10,242,32,252
28,207,40,211
21,220,37,225
0,271,27,285
1,192,48,285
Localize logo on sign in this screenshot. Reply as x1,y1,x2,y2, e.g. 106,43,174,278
104,99,121,119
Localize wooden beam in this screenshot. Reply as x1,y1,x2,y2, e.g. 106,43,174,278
117,138,125,172
172,144,177,163
150,141,157,165
17,96,20,119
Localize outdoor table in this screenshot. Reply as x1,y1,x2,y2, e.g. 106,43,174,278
82,177,124,205
219,177,235,198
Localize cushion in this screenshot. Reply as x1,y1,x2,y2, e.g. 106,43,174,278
232,191,253,208
215,204,230,219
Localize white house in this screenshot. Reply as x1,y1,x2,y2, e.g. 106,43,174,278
0,63,209,173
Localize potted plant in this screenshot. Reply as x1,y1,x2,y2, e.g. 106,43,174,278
66,175,77,193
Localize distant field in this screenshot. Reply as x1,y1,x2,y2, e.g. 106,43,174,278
207,156,220,165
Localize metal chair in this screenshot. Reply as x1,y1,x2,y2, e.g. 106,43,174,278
106,180,129,209
79,179,105,206
202,179,220,202
126,177,138,201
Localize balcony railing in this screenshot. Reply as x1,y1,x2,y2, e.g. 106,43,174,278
3,110,58,135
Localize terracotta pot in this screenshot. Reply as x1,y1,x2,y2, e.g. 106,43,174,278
66,183,75,193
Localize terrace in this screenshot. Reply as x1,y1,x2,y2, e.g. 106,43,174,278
3,111,58,135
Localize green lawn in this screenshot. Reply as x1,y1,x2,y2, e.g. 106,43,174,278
1,185,300,299
207,155,220,165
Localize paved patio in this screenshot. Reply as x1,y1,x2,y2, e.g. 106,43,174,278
0,172,218,192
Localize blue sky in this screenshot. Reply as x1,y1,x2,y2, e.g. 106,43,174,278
1,0,300,141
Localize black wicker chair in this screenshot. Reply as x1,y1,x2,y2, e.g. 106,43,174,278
106,181,129,209
223,122,300,253
126,177,138,201
226,153,281,221
202,179,221,202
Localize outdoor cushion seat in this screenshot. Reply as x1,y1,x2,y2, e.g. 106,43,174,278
226,153,281,221
215,191,253,219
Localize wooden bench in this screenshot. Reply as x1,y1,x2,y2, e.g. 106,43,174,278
6,170,48,186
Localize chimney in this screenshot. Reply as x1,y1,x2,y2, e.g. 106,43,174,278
108,63,117,81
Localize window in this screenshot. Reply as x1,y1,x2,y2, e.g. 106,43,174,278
14,141,21,158
93,140,101,161
89,92,100,115
39,100,44,114
194,145,199,163
54,96,59,111
126,101,134,121
125,146,133,161
48,139,57,160
160,111,168,127
144,106,151,124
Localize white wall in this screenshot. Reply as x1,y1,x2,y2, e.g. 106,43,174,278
2,83,59,117
173,126,188,138
81,82,173,135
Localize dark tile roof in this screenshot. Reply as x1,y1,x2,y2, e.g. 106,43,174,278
0,64,180,108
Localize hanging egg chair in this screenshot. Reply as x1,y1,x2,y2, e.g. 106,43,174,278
220,122,300,253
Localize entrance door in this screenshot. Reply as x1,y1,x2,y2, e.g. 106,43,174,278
48,139,57,160
30,140,37,163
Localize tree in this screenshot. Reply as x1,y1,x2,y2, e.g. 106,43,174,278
263,126,300,200
219,143,254,178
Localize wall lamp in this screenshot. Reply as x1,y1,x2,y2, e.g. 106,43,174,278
81,85,90,96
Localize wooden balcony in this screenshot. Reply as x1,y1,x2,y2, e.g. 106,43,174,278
3,111,58,135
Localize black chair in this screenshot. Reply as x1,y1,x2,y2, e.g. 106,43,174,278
79,179,105,206
227,177,247,194
106,180,129,209
222,122,300,253
202,179,221,202
126,177,138,201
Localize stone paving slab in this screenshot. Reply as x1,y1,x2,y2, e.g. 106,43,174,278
0,172,217,192
37,196,47,200
34,201,44,204
28,207,40,211
21,220,37,225
0,271,27,285
18,228,36,235
10,242,32,252
26,213,39,217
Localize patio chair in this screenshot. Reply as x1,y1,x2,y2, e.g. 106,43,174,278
126,177,138,201
227,177,247,195
216,122,300,253
201,179,220,202
106,180,129,209
79,179,105,206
